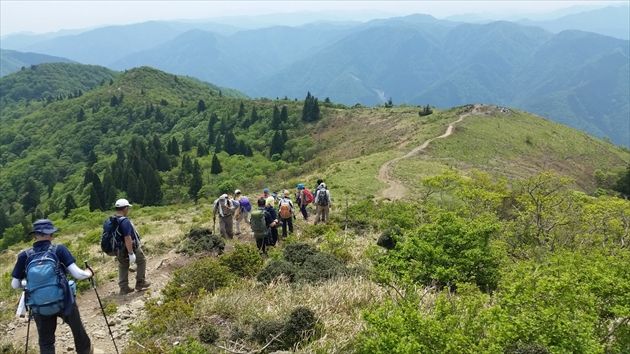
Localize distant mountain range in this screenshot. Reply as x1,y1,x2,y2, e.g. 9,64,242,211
0,49,73,76
1,7,628,145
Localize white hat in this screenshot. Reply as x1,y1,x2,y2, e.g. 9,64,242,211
114,198,132,208
234,189,241,195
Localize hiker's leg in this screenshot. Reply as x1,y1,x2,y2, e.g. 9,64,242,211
256,237,265,253
300,205,308,220
219,217,227,238
322,206,329,223
116,248,130,290
225,216,234,239
281,219,288,238
314,206,320,224
34,314,57,354
245,211,251,224
235,214,241,234
135,247,147,287
63,303,91,354
288,217,294,233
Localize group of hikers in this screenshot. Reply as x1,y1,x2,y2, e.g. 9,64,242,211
9,180,331,353
212,179,332,254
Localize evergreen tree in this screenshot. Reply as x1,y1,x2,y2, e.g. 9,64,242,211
214,134,223,153
271,105,282,129
110,95,119,107
188,160,203,203
63,194,77,218
157,150,171,171
614,165,630,198
86,150,97,166
237,102,246,119
301,92,321,122
182,132,192,152
181,155,193,175
280,105,289,123
168,137,180,156
0,211,9,235
270,131,285,157
242,106,258,129
197,99,206,113
77,107,85,122
211,154,222,174
281,129,288,144
102,172,117,208
83,168,105,209
88,184,102,212
142,162,162,205
224,131,238,155
21,178,40,213
208,113,218,146
197,143,209,157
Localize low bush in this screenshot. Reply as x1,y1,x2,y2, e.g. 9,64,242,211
198,324,220,344
177,227,225,255
376,226,402,250
163,257,233,301
298,252,345,283
250,307,320,351
132,298,194,338
257,259,296,285
219,243,263,278
283,242,318,265
169,338,208,354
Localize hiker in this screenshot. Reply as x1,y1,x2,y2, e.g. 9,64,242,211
213,193,234,239
265,196,280,246
313,179,325,221
278,190,295,238
250,198,277,254
314,183,332,224
11,219,94,354
113,198,150,295
295,183,312,220
261,188,271,200
234,189,251,236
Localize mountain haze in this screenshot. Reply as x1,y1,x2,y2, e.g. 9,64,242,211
0,48,73,76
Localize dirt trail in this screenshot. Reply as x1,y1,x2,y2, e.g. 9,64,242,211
7,250,188,353
377,104,482,200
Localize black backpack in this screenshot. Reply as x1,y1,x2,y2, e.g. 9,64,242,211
101,216,125,256
316,189,329,206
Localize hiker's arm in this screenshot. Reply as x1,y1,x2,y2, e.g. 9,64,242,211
67,263,93,280
124,235,134,253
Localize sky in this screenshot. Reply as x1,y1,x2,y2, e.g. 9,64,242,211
1,0,627,36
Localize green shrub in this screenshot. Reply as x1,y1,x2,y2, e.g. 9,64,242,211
132,298,194,338
250,318,286,350
283,307,320,347
163,257,233,301
504,342,550,354
257,259,296,285
298,252,345,283
283,243,318,265
198,324,220,344
229,327,248,342
374,211,501,292
320,230,352,263
376,226,401,250
177,227,225,255
219,243,263,277
169,338,208,354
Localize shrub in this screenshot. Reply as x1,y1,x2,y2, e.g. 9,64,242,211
257,259,296,285
163,257,233,301
283,243,318,265
169,338,208,354
504,342,550,354
230,327,248,342
376,226,402,250
284,307,320,347
298,252,345,283
250,318,286,350
198,324,220,344
132,298,194,338
219,243,263,278
177,227,225,255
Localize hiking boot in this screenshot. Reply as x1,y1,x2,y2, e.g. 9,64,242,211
135,281,151,291
119,286,135,295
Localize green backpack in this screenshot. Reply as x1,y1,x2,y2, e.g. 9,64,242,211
250,209,268,240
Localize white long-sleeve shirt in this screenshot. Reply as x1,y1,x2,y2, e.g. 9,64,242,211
11,263,91,289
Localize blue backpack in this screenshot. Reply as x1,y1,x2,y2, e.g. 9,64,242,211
25,245,68,316
239,197,252,212
101,216,125,256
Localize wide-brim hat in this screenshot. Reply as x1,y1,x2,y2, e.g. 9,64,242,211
31,219,58,235
114,198,132,208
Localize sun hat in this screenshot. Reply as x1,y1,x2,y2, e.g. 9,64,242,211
115,199,132,208
283,189,290,196
31,219,58,235
234,189,241,195
263,188,270,194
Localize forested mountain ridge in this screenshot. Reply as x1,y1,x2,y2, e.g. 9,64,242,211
0,48,74,77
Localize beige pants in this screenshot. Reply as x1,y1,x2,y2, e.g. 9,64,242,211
314,205,329,224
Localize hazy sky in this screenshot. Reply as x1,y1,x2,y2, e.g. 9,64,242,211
1,0,627,35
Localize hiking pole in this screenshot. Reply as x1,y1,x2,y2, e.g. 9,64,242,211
85,262,120,354
24,308,31,354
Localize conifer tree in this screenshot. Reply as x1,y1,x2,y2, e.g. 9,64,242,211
86,150,98,166
280,105,288,123
211,154,222,174
0,211,10,235
88,185,102,212
21,178,40,213
63,195,77,218
197,99,206,113
168,137,180,156
270,131,285,157
224,131,238,155
77,107,85,122
214,135,223,153
189,160,203,203
208,113,218,146
271,105,282,129
237,102,246,119
102,172,117,208
182,132,192,152
197,143,209,157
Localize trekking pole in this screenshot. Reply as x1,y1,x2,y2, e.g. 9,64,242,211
85,262,120,354
24,308,31,354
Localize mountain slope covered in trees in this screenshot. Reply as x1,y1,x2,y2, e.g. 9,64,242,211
0,49,74,77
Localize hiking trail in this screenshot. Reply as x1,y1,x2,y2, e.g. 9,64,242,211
377,104,483,200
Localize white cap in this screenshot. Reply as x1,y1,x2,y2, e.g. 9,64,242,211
114,198,132,208
234,189,241,195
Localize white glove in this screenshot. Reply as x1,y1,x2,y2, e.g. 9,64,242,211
129,253,136,265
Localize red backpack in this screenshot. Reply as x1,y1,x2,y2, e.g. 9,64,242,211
303,189,314,204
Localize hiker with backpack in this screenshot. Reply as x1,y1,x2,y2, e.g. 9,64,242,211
296,183,313,220
278,190,295,238
110,198,150,295
11,219,94,354
213,193,235,239
314,183,332,224
250,198,277,254
265,196,280,246
233,189,251,236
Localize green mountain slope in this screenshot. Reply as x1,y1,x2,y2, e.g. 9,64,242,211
0,49,74,77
